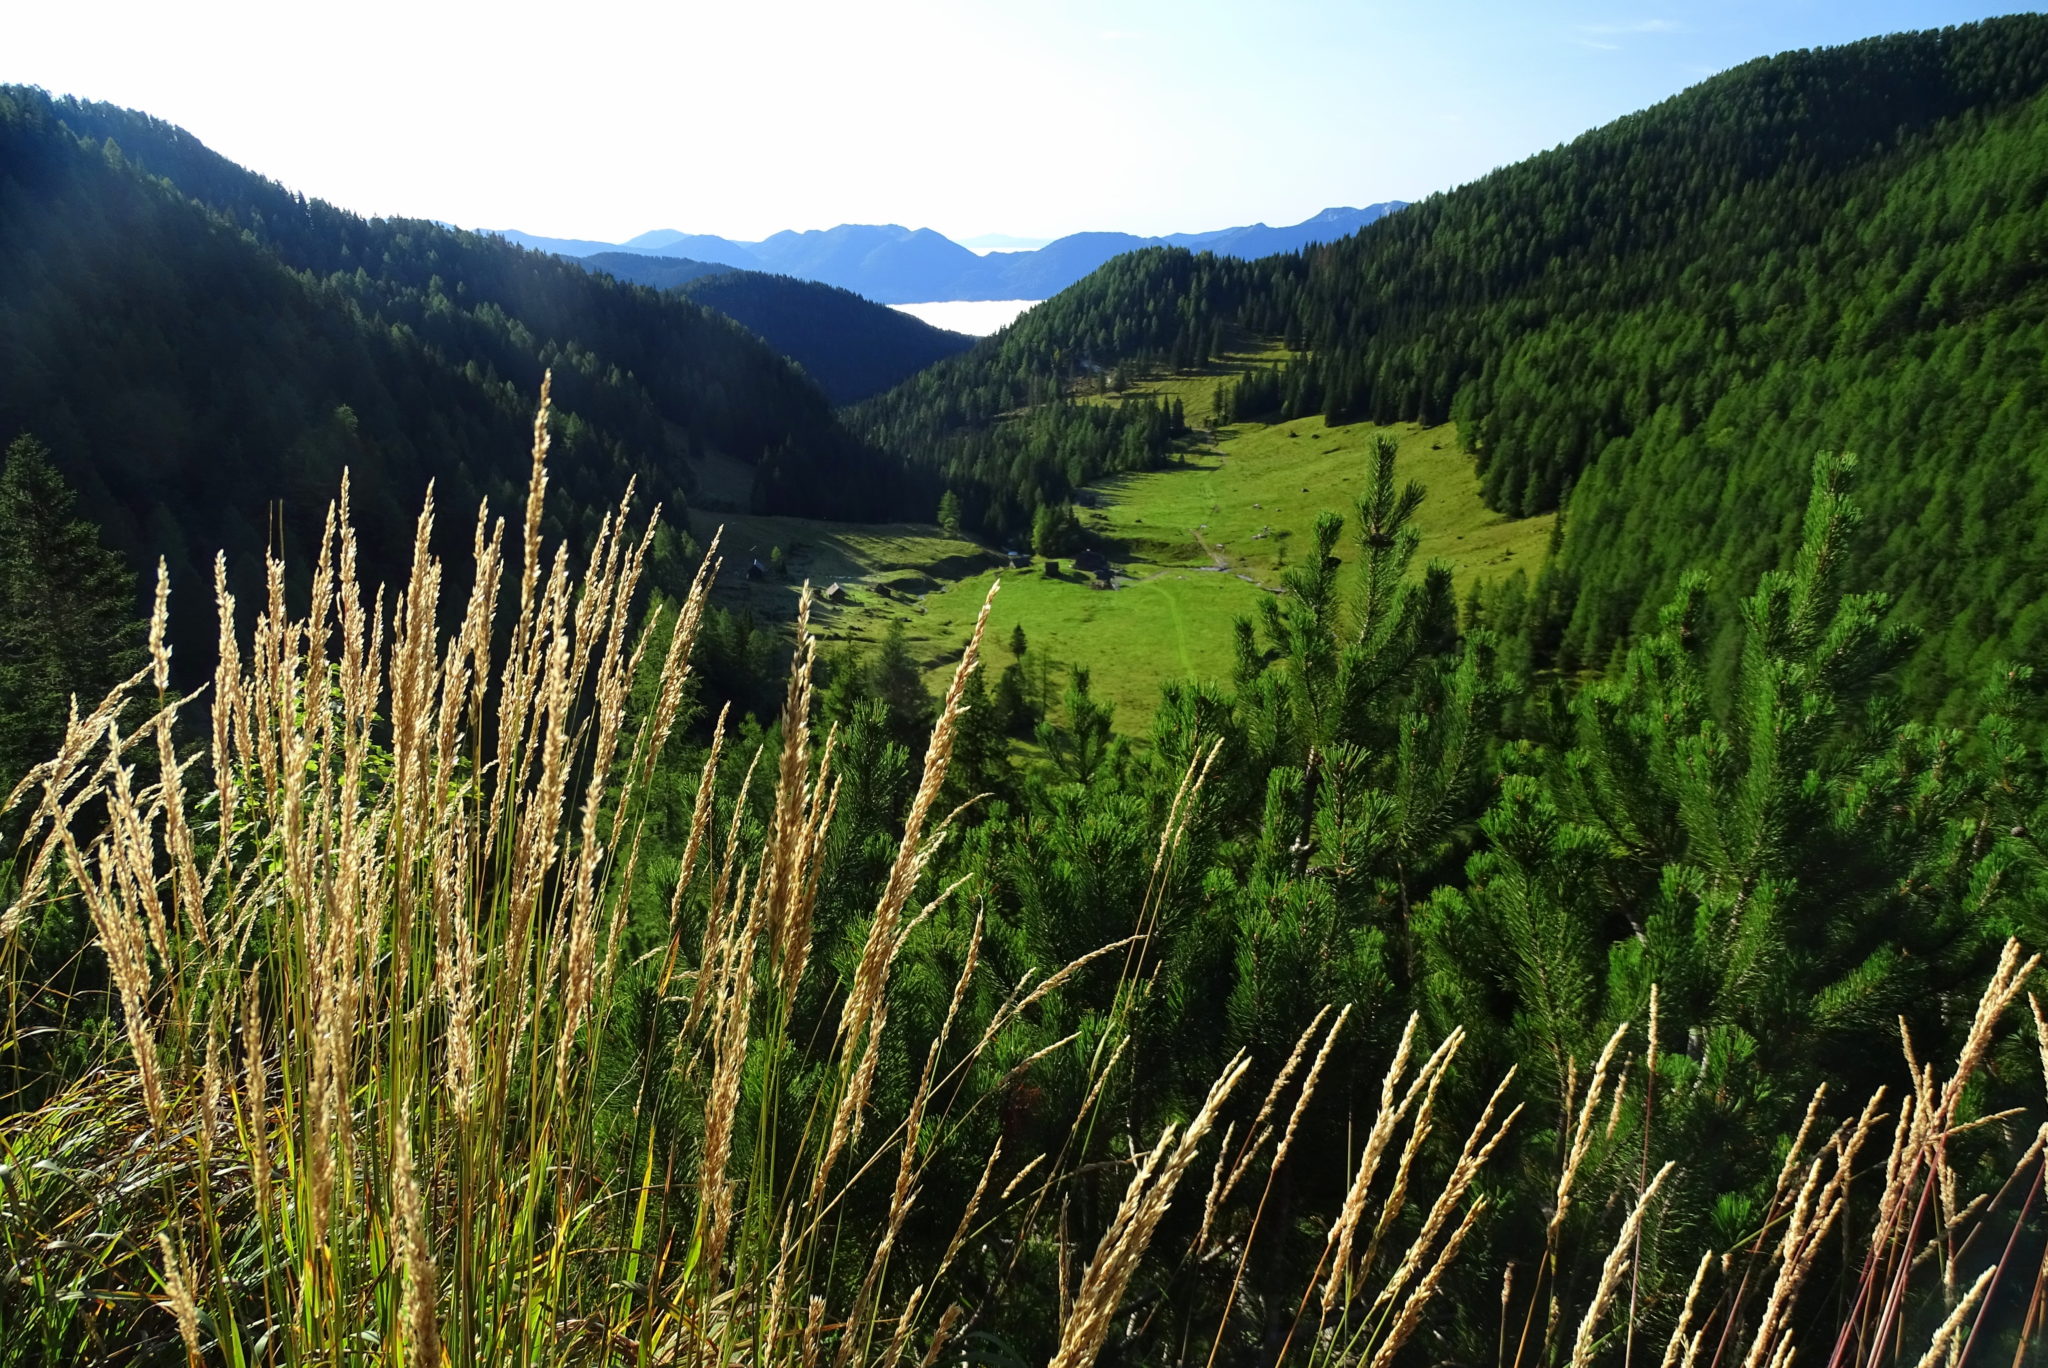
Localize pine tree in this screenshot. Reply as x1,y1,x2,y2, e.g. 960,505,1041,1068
994,661,1035,738
1030,503,1082,558
870,619,934,751
1036,666,1116,785
1031,504,1056,559
1415,454,2036,1315
0,435,142,787
945,663,1009,807
1237,435,1457,758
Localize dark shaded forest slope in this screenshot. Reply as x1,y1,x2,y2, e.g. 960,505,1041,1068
0,87,898,658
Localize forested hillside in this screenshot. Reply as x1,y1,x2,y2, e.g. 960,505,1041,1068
578,250,727,290
852,248,1255,534
0,87,896,660
570,256,972,402
858,15,2048,714
675,272,973,404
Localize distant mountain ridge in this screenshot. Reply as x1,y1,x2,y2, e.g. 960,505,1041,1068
491,205,1406,304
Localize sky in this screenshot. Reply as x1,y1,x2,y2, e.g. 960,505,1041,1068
5,1,2039,244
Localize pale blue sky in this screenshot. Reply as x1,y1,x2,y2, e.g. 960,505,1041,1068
5,1,2038,242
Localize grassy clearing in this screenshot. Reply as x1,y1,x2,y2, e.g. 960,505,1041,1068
683,510,1000,615
853,419,1550,728
1074,344,1293,427
694,358,1554,729
1088,417,1554,591
840,565,1253,725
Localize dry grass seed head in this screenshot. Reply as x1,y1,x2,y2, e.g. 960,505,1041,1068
392,1118,441,1368
1364,1195,1489,1368
1567,1161,1676,1368
881,1285,926,1368
1001,1153,1047,1202
1658,1250,1716,1368
1774,1085,1831,1202
1910,1265,1997,1368
1551,1018,1632,1244
1360,1068,1522,1321
1198,1120,1240,1256
935,1140,1003,1287
973,935,1145,1063
1049,1053,1251,1368
918,1304,965,1368
695,860,763,1280
809,592,998,1206
1216,1004,1335,1216
1942,941,2038,1123
241,970,271,1222
802,1296,827,1368
156,1231,202,1361
2031,994,2048,1094
1322,1021,1462,1304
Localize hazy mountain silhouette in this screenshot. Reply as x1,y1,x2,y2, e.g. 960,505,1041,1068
747,225,986,302
489,204,1407,303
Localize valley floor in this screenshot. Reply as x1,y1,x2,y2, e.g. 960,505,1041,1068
695,378,1553,728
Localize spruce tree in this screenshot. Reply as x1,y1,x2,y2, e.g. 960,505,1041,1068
993,661,1034,738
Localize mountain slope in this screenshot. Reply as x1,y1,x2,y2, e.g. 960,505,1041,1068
1161,203,1405,257
580,251,730,290
853,15,2048,712
677,273,973,404
570,257,975,402
851,245,1252,536
0,88,895,665
491,227,661,258
992,204,1406,298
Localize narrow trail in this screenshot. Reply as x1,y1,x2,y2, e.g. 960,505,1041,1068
1186,527,1270,588
1112,528,1275,593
